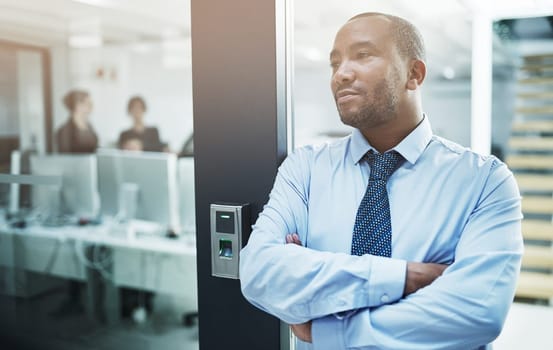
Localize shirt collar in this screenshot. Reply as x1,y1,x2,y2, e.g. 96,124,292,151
349,114,433,165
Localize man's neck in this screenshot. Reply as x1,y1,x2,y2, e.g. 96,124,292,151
359,113,423,153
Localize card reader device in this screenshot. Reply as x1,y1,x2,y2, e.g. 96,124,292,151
210,203,250,279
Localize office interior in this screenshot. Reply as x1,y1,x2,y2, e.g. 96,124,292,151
0,0,553,349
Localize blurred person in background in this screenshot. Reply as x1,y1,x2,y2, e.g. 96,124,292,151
118,96,168,152
52,89,98,318
56,89,98,153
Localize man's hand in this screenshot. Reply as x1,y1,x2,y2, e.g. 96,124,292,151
286,235,312,343
404,262,448,296
290,321,312,343
285,233,302,245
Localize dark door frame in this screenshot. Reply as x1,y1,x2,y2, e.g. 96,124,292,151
191,0,291,348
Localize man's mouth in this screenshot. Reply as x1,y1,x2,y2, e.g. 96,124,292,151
336,89,359,104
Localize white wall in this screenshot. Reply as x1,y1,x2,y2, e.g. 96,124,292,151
50,44,193,151
127,48,193,151
422,79,472,147
50,46,71,144
293,67,351,147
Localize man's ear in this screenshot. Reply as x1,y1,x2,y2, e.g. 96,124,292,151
406,59,426,90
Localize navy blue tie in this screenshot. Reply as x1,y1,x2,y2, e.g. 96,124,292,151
351,151,404,257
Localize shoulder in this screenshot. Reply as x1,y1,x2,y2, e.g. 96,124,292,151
56,120,73,139
425,136,519,209
56,120,71,133
278,136,351,185
284,136,350,168
428,136,513,191
429,135,501,169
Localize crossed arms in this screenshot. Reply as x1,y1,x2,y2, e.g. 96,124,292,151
285,233,448,343
239,151,523,349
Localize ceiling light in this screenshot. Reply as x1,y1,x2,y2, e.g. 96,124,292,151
68,35,103,48
131,42,155,54
71,0,115,7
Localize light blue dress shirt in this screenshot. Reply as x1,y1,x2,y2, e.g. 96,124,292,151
240,117,523,350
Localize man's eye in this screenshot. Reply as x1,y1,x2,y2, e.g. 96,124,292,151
330,62,340,69
357,51,371,58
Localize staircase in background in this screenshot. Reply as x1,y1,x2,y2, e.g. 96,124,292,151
507,53,553,303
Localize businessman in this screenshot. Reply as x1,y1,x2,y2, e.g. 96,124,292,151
240,12,523,350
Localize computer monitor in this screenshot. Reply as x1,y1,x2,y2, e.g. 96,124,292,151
96,149,180,230
30,154,100,218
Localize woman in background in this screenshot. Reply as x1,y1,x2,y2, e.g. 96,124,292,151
56,89,98,153
118,96,167,152
52,89,98,318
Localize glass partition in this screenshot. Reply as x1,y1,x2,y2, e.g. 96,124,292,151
0,1,198,349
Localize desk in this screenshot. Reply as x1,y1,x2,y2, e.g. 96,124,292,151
0,218,197,324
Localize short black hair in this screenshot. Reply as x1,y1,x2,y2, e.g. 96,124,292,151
127,95,147,113
348,12,426,62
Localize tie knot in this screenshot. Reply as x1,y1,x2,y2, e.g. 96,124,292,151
366,151,404,181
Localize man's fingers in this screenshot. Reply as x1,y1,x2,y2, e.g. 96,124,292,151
290,322,312,343
285,233,303,245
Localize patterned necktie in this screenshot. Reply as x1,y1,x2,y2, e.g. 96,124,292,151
351,151,405,257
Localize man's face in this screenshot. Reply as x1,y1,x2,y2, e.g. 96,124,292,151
330,16,406,129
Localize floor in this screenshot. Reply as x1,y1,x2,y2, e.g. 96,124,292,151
0,288,199,350
1,287,552,350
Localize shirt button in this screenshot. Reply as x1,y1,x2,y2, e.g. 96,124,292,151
380,294,390,303
338,299,346,306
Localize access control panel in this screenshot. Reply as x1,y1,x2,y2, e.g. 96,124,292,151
210,203,250,279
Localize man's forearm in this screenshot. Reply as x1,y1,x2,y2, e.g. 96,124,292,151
404,261,448,296
240,230,408,324
287,233,449,298
288,259,448,343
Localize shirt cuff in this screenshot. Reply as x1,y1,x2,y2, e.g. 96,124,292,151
312,315,345,350
367,256,406,306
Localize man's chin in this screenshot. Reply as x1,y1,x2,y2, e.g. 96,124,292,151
339,113,362,129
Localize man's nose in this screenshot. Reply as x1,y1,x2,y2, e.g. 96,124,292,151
333,61,355,85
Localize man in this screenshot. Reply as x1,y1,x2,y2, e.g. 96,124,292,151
240,12,523,350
